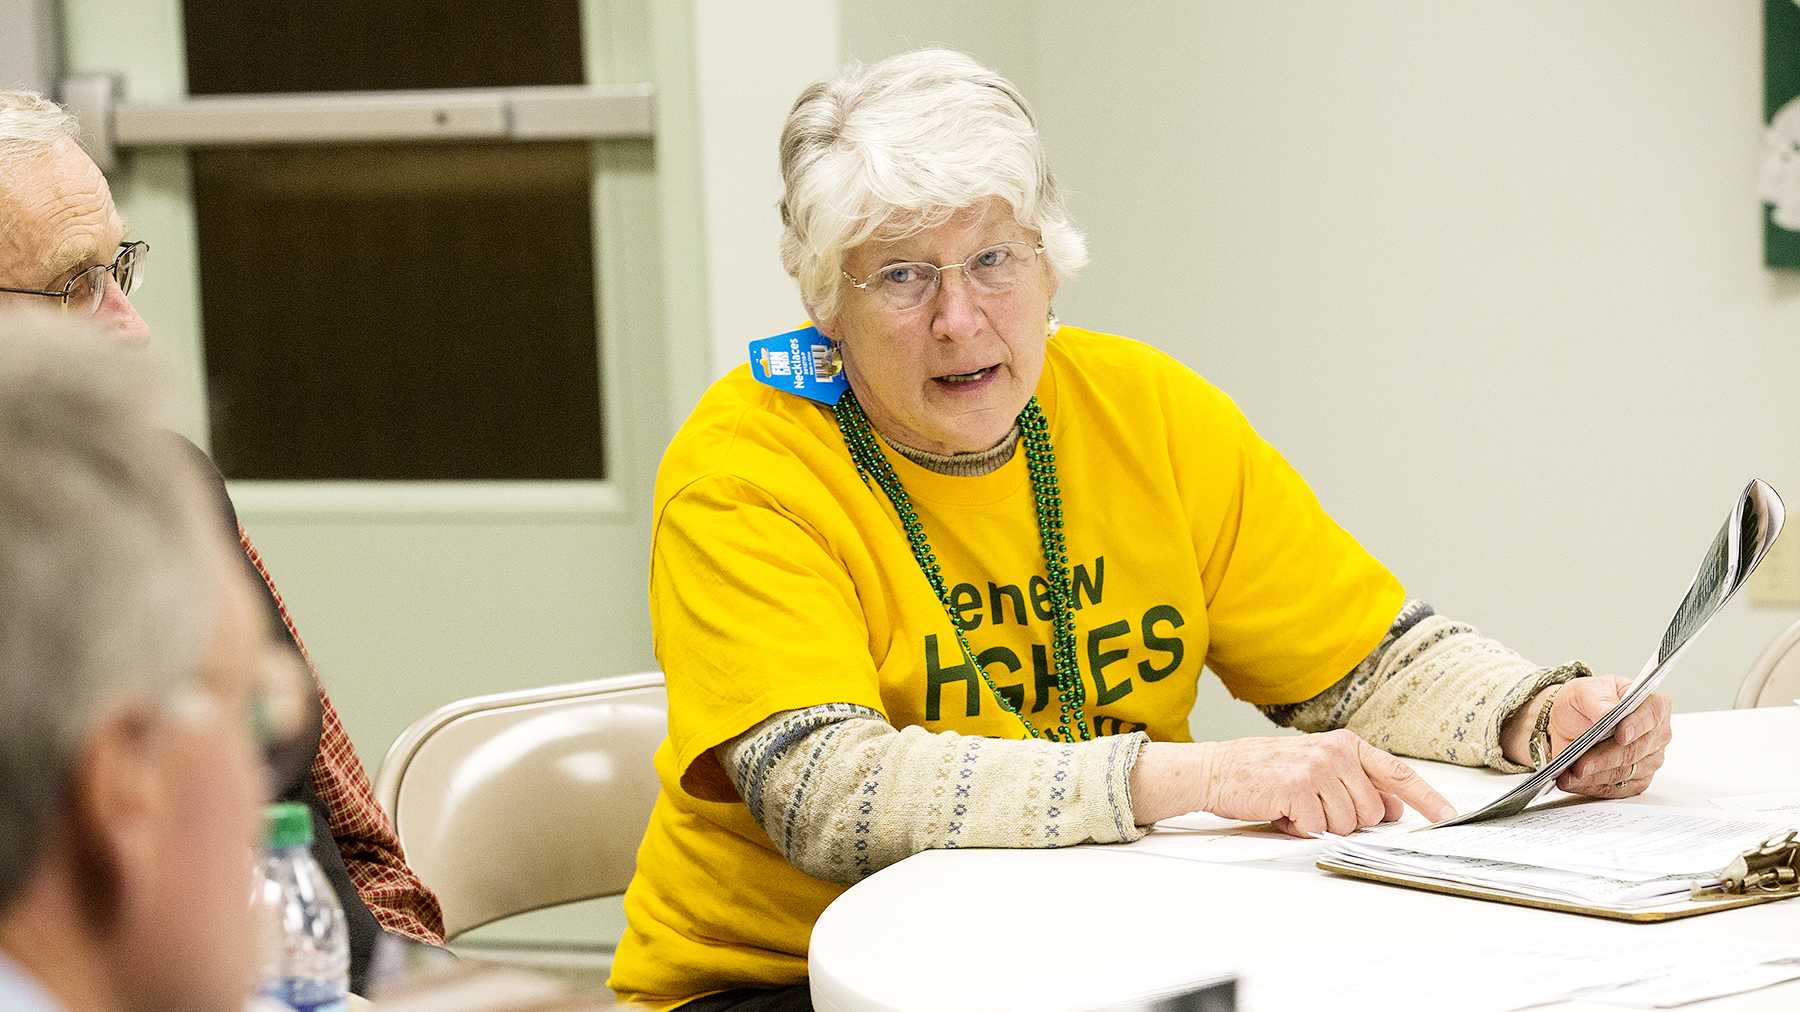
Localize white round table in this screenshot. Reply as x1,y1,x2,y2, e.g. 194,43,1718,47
809,708,1800,1011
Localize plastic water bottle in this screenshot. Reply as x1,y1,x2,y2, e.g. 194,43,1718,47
252,802,350,1012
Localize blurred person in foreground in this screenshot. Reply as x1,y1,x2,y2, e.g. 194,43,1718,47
0,316,316,1011
0,88,444,982
609,50,1676,1009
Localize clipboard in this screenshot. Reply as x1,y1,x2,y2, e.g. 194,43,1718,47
1316,859,1798,922
1316,830,1800,923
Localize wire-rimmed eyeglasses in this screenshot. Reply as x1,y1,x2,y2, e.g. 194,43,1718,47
167,639,320,799
0,241,149,317
842,240,1046,312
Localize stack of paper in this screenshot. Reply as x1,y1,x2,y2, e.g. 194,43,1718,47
1321,801,1794,912
1433,480,1783,829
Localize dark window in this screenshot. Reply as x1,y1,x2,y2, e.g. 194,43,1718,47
182,0,584,95
192,142,604,481
182,2,605,481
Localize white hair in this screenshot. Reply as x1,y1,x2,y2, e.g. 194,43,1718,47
0,313,219,909
0,89,80,177
778,49,1089,325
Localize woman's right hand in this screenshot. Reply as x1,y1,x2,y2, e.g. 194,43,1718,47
1131,730,1456,837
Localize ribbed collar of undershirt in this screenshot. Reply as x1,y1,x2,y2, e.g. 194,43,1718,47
883,424,1022,477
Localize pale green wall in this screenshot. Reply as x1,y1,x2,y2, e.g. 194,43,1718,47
692,3,840,373
845,1,1800,746
840,0,1039,95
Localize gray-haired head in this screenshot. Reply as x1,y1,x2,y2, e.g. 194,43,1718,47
777,49,1089,326
0,312,220,910
0,90,80,178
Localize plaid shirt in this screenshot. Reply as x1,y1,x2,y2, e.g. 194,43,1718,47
241,530,446,945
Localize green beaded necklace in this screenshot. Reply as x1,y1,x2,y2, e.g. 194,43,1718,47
833,389,1091,743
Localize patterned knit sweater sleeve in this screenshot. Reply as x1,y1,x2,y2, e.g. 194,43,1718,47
719,705,1147,884
1259,599,1589,772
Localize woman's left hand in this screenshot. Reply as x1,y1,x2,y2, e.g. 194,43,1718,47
1549,676,1674,798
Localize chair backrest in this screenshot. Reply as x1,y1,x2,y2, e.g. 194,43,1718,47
1734,618,1800,709
374,672,667,941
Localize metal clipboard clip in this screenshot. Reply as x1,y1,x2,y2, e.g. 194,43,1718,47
1691,830,1800,899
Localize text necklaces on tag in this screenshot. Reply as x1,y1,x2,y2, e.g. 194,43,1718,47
833,389,1091,742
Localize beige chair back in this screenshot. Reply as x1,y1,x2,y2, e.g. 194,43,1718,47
1735,619,1800,709
374,672,667,940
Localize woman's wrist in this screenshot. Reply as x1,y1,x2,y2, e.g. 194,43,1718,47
1128,740,1216,826
1500,684,1559,766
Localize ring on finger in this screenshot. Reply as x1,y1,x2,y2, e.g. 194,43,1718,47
1612,761,1639,789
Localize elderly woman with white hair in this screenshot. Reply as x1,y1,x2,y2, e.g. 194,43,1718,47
609,50,1674,1010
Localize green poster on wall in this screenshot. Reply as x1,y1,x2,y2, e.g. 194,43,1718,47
1765,1,1800,266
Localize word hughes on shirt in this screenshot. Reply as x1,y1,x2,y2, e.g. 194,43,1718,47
923,555,1193,735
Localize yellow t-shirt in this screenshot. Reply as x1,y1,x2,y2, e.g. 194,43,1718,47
607,326,1403,1007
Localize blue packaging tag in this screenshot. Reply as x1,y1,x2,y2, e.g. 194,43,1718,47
749,326,846,405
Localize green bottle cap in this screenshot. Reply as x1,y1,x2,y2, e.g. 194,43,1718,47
263,802,314,849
